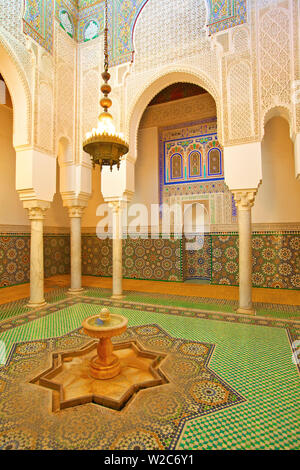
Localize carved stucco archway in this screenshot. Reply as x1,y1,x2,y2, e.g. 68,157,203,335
0,30,32,149
125,66,222,163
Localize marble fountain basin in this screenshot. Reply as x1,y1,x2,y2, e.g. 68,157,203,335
82,313,129,380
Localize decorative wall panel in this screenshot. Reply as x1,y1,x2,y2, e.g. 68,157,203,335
81,232,299,289
159,119,224,194
232,27,249,53
0,0,27,44
108,0,148,65
77,1,104,43
36,81,54,151
55,0,79,40
56,2,76,38
23,0,54,53
183,235,211,281
159,119,237,226
1,233,299,290
211,233,239,286
56,64,74,141
123,237,182,281
140,93,217,130
252,233,300,290
211,232,300,290
82,236,112,277
82,69,100,135
259,7,291,116
55,24,76,146
207,0,247,35
0,235,30,287
0,234,70,287
44,235,70,278
82,235,182,281
227,61,254,141
21,1,247,61
133,0,209,73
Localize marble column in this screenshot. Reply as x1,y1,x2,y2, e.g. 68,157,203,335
25,203,50,308
233,190,257,315
110,201,124,299
68,206,84,294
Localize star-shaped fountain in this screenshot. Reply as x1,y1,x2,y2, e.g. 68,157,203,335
30,310,168,412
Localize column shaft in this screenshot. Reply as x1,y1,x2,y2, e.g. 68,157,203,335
24,203,49,309
238,207,253,311
68,207,84,294
111,202,124,299
29,218,45,305
233,190,256,315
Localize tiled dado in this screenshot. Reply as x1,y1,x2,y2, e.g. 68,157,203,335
183,232,300,289
211,232,300,290
183,235,211,281
82,232,300,290
82,235,183,282
1,232,299,290
0,234,70,287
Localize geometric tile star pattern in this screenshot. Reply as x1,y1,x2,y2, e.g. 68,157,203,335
0,323,245,449
0,297,299,449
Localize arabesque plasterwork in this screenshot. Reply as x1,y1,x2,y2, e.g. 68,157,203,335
0,0,298,189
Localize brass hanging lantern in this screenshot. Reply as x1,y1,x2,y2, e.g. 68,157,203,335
83,0,129,171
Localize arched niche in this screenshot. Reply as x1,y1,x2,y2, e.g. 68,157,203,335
125,67,221,163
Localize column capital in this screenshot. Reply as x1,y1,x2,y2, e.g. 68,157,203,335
68,206,85,218
108,200,126,213
232,189,257,210
23,200,50,220
61,193,90,208
27,207,47,221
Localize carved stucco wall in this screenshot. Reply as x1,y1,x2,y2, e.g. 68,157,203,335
139,93,217,130
124,0,298,154
0,26,32,149
34,48,55,154
20,1,247,60
257,2,298,136
78,36,102,167
0,0,299,174
0,0,26,45
54,22,76,157
125,0,220,142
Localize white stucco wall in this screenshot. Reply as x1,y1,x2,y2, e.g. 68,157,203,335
253,117,300,223
0,104,28,226
0,104,69,229
130,127,159,213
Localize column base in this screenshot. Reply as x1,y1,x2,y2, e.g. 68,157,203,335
111,294,125,300
236,307,256,315
68,288,84,295
26,300,47,309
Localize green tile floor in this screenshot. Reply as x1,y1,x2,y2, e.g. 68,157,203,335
0,301,299,449
1,287,299,324
0,288,68,323
82,288,300,320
